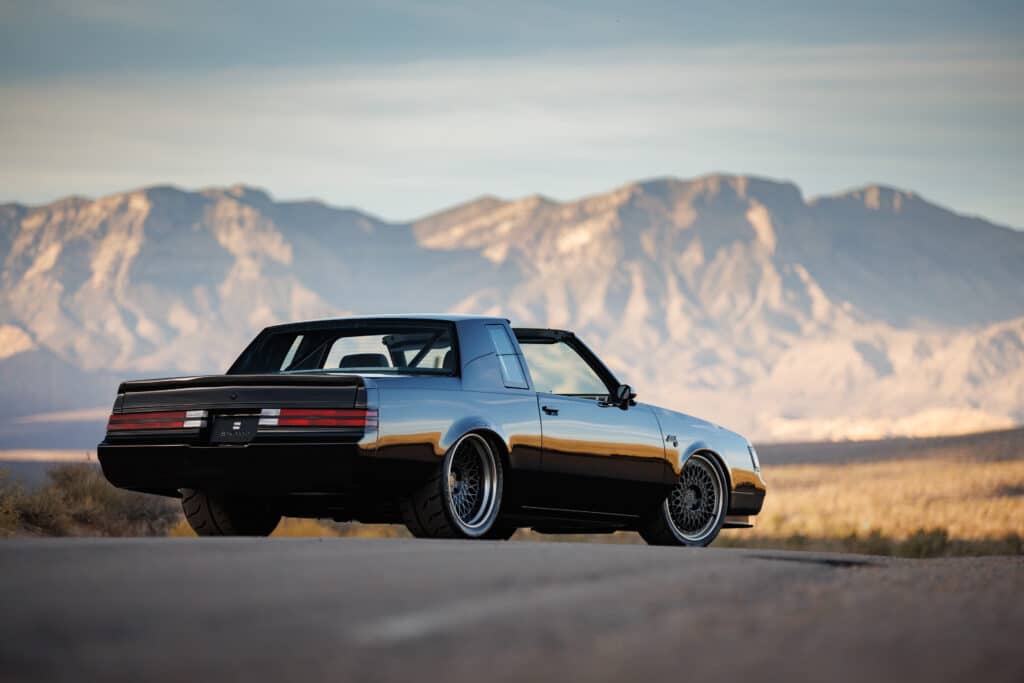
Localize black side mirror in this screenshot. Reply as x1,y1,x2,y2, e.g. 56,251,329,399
613,384,636,409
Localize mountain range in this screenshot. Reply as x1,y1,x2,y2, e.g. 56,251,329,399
2,174,1023,448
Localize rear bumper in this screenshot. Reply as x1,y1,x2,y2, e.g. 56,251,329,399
98,442,362,496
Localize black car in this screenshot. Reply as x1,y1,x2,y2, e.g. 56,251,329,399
99,315,766,546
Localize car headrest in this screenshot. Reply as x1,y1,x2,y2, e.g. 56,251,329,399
339,353,390,369
442,350,455,370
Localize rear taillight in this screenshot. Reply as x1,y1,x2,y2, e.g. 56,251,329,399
258,408,378,428
107,410,208,431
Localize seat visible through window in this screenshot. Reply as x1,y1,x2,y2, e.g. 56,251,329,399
339,353,389,369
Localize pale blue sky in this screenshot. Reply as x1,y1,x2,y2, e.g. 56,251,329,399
1,1,1021,227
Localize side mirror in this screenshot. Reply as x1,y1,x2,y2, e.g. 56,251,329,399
613,384,636,409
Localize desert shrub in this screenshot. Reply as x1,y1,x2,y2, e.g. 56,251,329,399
785,533,810,549
853,529,895,556
899,528,950,558
16,479,73,535
1000,533,1023,555
946,533,1023,557
170,516,343,537
0,469,20,536
15,463,179,537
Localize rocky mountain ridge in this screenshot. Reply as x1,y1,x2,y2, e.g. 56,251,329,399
2,174,1022,446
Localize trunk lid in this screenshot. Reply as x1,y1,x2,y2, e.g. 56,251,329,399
116,373,365,412
107,373,373,445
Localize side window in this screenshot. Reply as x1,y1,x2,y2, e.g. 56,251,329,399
485,324,529,389
519,341,609,396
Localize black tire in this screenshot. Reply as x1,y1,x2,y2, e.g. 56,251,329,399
639,453,727,547
481,523,517,540
181,489,281,537
401,433,503,539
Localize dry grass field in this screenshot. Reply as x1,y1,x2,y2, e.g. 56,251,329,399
728,457,1024,540
714,427,1024,555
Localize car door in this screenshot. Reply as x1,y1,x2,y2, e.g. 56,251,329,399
517,336,666,484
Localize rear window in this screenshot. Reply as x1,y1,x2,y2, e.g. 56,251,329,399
233,321,457,375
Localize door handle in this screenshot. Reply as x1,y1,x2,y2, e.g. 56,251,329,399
542,406,559,416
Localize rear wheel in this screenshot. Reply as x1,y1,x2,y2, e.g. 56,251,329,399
401,433,503,539
181,489,281,537
639,453,727,547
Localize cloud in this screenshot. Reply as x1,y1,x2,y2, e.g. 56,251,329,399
14,408,111,424
1,43,1021,225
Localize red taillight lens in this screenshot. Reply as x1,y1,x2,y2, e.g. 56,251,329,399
258,408,377,428
107,410,208,431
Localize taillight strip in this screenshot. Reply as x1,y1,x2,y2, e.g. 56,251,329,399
258,407,377,428
281,408,370,417
107,410,208,431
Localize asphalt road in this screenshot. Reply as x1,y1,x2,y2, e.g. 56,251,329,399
1,538,1021,683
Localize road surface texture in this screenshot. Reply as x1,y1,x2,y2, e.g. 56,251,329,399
1,538,1021,683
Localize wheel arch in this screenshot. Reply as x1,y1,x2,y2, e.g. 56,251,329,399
440,416,512,470
677,442,733,493
475,429,511,472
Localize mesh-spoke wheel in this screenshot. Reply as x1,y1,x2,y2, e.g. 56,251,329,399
401,433,503,538
444,434,500,532
639,453,727,547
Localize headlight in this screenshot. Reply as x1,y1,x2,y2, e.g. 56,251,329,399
747,444,761,472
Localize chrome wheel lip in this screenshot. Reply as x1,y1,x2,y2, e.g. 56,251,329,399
665,453,725,544
442,433,500,534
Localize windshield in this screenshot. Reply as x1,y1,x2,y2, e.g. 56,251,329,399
231,321,457,375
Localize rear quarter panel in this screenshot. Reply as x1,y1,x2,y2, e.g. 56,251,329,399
367,375,542,471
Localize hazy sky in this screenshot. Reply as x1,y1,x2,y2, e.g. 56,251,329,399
1,1,1022,227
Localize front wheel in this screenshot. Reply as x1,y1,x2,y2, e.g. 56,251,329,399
181,489,281,537
401,433,504,539
639,453,727,547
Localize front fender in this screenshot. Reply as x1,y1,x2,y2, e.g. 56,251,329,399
674,439,717,476
647,404,767,515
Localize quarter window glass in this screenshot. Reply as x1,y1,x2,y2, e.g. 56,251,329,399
486,325,517,355
520,341,608,396
486,324,529,389
497,354,528,388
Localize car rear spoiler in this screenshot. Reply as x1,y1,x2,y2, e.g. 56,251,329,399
117,373,366,394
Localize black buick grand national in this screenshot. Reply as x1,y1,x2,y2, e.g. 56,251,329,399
98,315,766,546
